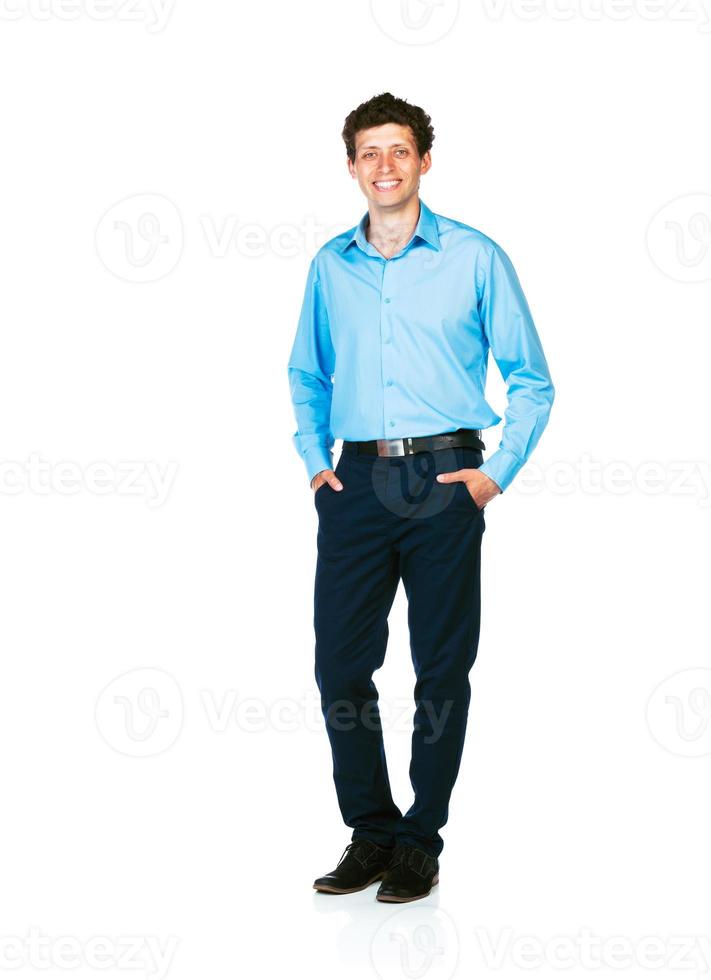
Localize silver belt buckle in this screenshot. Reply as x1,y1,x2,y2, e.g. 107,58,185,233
376,437,405,457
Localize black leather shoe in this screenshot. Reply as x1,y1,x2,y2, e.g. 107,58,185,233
376,844,439,902
313,839,395,894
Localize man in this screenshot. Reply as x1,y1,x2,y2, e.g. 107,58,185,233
287,92,554,903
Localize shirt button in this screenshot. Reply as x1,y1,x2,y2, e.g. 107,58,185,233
384,298,391,304
389,420,396,427
386,379,393,386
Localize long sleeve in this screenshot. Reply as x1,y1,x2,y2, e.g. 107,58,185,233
287,256,336,484
476,244,555,493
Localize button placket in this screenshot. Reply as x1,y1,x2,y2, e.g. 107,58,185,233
380,260,395,433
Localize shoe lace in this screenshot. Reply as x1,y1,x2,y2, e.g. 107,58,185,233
336,839,377,867
387,844,432,874
386,844,409,870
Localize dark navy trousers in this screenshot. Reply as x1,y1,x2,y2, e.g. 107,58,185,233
313,440,486,858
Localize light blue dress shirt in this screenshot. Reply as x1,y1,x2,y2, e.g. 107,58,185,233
287,198,554,492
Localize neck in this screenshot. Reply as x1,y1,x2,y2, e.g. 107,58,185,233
365,195,421,249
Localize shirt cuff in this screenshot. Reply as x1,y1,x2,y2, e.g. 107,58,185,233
478,448,523,493
301,445,334,485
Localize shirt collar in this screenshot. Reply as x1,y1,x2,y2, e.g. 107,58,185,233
340,198,441,255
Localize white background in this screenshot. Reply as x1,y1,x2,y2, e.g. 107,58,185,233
1,1,710,978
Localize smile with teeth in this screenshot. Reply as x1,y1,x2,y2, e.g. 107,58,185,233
374,179,402,191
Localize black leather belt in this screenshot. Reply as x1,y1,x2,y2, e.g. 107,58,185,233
344,427,485,457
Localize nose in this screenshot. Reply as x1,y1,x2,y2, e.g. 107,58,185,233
377,155,396,175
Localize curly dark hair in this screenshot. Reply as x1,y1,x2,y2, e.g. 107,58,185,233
341,92,435,162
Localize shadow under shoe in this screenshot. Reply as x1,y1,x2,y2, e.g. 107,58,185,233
376,844,439,903
313,839,395,894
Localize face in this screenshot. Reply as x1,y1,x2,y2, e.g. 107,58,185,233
347,122,431,209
